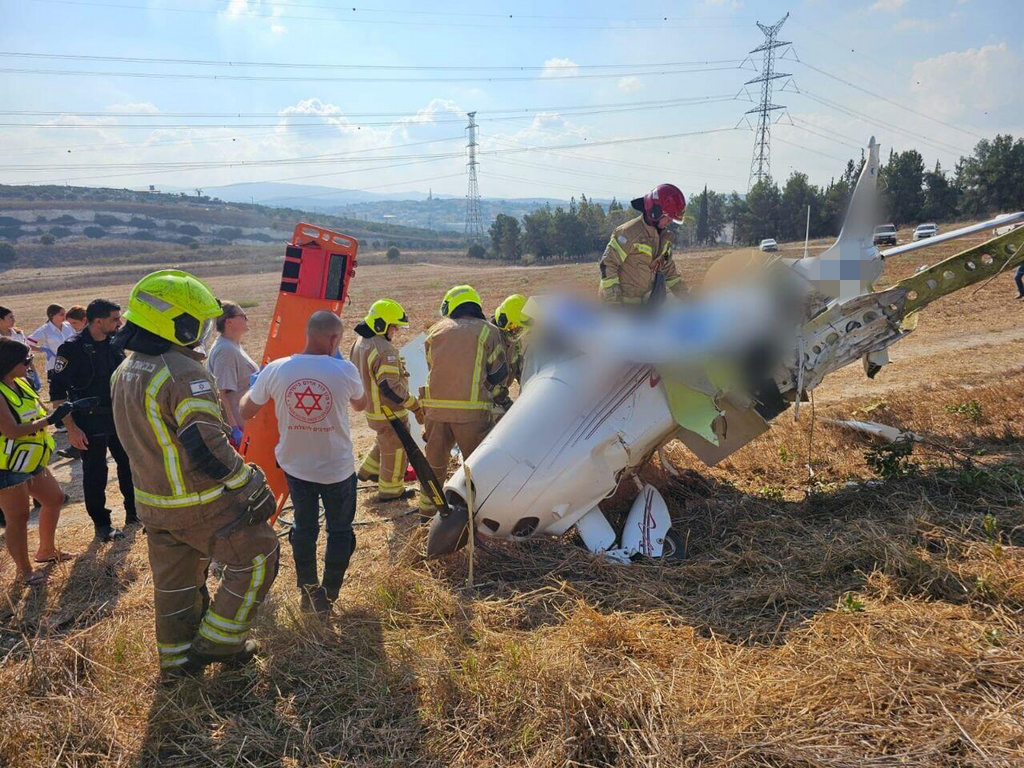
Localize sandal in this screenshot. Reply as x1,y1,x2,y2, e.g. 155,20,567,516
21,571,48,586
34,551,75,564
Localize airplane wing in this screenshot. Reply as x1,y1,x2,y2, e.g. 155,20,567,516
880,212,1024,259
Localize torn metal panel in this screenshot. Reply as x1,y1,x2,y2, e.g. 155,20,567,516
826,419,919,443
891,226,1024,316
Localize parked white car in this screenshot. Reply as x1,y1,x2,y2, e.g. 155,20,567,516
759,238,779,252
913,223,938,241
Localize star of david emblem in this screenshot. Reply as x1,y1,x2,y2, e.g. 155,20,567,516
292,386,325,417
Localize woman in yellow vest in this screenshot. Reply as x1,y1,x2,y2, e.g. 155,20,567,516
0,338,72,585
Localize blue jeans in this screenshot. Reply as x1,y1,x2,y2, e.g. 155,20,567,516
284,472,357,600
1015,264,1024,296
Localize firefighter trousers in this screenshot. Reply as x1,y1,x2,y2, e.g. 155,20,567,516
146,509,279,670
358,418,409,498
418,416,491,514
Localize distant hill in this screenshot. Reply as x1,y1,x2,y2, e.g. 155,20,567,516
0,184,464,251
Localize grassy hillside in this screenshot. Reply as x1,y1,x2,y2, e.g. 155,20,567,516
0,184,465,255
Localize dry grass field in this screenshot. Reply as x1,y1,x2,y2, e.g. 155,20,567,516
1,227,1022,767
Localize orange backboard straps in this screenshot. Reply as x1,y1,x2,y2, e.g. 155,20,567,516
282,222,358,304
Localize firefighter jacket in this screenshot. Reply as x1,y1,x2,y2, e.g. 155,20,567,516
0,378,54,473
598,215,687,304
110,344,255,529
51,329,124,434
496,326,524,386
350,323,418,424
422,315,507,423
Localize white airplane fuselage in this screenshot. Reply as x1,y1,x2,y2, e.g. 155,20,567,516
442,356,678,545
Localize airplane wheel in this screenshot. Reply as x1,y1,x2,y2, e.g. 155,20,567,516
661,529,688,561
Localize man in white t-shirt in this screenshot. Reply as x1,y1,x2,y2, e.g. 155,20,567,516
240,311,367,618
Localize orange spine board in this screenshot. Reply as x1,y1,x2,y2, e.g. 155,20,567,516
239,222,359,518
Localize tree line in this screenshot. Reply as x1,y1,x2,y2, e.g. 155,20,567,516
480,133,1024,258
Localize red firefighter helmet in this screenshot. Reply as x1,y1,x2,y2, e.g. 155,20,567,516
632,183,686,226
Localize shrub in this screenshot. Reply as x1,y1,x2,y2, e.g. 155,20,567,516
129,216,157,229
83,226,106,239
0,242,15,264
467,243,486,259
48,226,72,239
93,214,124,227
177,224,201,236
39,233,55,245
51,214,76,225
386,245,401,261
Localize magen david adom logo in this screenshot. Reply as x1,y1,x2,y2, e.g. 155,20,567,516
285,378,333,424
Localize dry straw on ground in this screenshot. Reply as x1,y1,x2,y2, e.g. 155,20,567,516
1,234,1023,766
2,374,1022,767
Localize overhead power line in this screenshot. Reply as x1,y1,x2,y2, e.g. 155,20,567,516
0,63,742,84
0,93,740,120
0,50,747,72
795,59,986,141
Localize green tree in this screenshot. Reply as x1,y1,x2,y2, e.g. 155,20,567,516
744,177,782,244
695,185,710,246
921,161,959,222
0,242,15,266
467,243,486,259
881,149,925,226
780,171,823,242
488,213,523,260
386,244,401,261
958,134,1024,215
820,178,852,236
523,206,554,258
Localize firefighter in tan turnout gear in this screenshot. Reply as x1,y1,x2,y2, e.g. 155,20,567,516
418,285,507,517
111,270,279,678
599,183,689,305
351,299,422,501
490,293,531,411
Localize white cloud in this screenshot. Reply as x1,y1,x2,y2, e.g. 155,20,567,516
617,76,644,94
541,57,579,78
397,98,464,126
869,0,907,10
106,102,159,114
910,43,1018,119
222,0,251,17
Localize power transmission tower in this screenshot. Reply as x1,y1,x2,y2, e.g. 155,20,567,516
745,12,790,190
464,112,483,238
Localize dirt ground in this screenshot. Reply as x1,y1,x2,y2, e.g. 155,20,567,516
1,228,1023,767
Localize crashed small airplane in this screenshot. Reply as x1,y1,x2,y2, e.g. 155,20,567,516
420,137,1024,562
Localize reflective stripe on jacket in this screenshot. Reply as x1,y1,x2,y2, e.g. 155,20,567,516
0,378,54,473
350,333,417,422
598,214,687,304
422,316,506,423
111,346,252,528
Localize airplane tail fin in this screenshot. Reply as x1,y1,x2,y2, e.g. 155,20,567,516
791,137,883,301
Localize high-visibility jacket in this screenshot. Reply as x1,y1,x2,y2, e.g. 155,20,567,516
111,345,255,529
350,325,418,423
0,378,54,473
422,316,507,423
598,215,687,304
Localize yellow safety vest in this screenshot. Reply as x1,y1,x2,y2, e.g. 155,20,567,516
0,378,54,473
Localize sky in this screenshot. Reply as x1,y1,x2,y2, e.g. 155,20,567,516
1,0,1022,202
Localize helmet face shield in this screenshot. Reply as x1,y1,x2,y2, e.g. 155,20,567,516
198,317,216,348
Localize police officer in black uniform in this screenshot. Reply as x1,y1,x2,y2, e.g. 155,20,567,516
51,298,137,541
